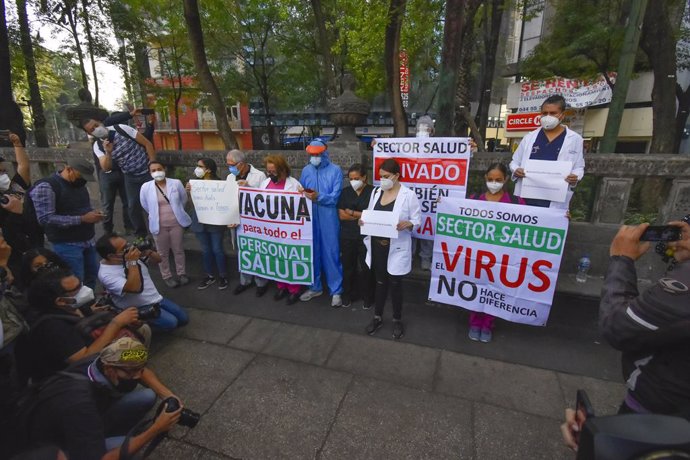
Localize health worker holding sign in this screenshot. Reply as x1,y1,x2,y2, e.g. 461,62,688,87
299,140,344,307
510,94,585,209
360,159,421,340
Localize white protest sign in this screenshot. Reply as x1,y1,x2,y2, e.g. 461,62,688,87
518,74,616,113
237,188,314,285
190,179,239,225
373,137,471,240
520,160,573,203
428,198,569,326
361,209,400,239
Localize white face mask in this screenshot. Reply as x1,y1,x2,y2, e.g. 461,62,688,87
486,181,504,194
194,167,206,178
540,115,560,131
350,179,363,190
151,171,166,182
416,124,432,138
0,173,11,192
62,286,95,309
310,156,322,167
380,177,395,191
92,125,109,139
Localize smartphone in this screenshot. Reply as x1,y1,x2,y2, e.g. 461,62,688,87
303,188,314,193
574,390,595,442
640,225,682,242
140,108,155,115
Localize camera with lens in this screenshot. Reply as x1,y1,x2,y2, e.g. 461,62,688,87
0,193,8,206
158,396,200,428
136,302,161,321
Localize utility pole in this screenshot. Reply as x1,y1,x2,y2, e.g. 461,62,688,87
599,0,648,153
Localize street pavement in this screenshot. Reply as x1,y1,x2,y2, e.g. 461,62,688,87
137,248,625,460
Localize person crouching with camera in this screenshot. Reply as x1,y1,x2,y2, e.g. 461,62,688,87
22,337,193,460
599,219,690,416
96,234,188,331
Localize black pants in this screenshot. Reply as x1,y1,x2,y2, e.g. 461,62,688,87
99,169,133,234
340,236,375,304
372,239,403,320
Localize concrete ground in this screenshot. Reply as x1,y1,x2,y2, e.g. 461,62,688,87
99,211,627,459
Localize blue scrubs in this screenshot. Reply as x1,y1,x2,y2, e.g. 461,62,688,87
299,151,344,294
525,129,566,207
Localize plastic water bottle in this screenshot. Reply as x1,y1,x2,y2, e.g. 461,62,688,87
576,255,591,283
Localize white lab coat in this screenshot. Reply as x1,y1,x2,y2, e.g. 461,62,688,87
363,184,422,276
509,126,585,210
259,176,302,191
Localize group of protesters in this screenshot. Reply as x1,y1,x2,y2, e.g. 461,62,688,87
0,93,587,458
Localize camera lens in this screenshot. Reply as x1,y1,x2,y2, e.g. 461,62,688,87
179,409,201,428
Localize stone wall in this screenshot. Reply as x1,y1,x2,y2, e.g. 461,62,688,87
3,146,690,286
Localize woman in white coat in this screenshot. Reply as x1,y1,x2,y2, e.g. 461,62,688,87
360,158,421,340
140,161,192,287
509,94,585,211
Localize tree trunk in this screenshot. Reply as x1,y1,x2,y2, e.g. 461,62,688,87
436,0,466,136
16,0,48,146
0,0,25,144
640,0,682,153
132,41,151,106
172,80,183,150
674,83,690,154
81,0,99,107
117,40,135,104
384,0,407,137
64,6,89,91
310,0,338,100
182,0,238,149
476,0,503,139
453,0,480,136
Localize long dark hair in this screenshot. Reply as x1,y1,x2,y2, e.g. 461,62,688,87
19,248,69,290
484,162,510,179
199,158,220,180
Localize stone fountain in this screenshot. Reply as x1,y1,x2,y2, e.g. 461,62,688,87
326,74,370,168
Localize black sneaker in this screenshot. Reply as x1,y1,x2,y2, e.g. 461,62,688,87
286,293,300,305
197,276,216,290
393,320,404,340
274,289,288,301
365,317,383,335
341,295,351,307
233,283,250,295
256,285,268,297
218,277,229,290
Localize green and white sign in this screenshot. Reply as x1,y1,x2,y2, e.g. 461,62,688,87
237,188,313,285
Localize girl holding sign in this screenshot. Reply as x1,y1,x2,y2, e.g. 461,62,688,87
467,163,526,343
361,159,421,340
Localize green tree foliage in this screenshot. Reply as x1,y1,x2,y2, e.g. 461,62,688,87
519,0,633,87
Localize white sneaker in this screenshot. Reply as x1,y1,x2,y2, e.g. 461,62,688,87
300,290,323,301
331,295,342,308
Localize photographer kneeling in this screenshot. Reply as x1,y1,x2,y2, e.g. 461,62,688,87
21,337,192,460
97,234,188,331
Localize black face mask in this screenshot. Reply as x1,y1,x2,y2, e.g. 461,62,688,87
71,177,87,188
269,174,279,184
114,378,139,393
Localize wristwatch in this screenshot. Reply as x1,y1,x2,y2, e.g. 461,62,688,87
126,260,139,268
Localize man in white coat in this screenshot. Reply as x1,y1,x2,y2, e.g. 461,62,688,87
509,94,585,210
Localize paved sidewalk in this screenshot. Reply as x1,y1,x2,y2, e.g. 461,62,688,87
145,307,625,460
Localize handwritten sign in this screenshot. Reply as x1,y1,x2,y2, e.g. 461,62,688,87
190,179,239,225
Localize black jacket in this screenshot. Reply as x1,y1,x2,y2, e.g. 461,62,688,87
599,256,690,414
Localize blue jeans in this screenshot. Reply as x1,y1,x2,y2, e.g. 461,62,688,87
51,243,98,289
99,170,133,234
195,231,227,277
124,172,150,237
103,387,157,441
149,297,189,331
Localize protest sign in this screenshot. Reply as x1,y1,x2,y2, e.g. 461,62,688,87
518,74,615,113
428,198,568,326
190,179,240,225
361,209,400,239
520,160,573,203
373,137,471,240
237,188,313,285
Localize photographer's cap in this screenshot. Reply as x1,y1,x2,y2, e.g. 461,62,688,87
66,158,95,182
99,337,149,369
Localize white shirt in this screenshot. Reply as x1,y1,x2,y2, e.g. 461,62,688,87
98,262,163,309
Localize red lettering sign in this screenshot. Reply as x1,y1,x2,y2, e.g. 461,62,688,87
505,113,541,131
374,157,468,186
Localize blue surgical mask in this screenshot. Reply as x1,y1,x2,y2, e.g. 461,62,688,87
310,156,322,167
228,166,240,176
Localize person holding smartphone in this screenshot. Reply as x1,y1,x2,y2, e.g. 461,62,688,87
598,217,690,417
